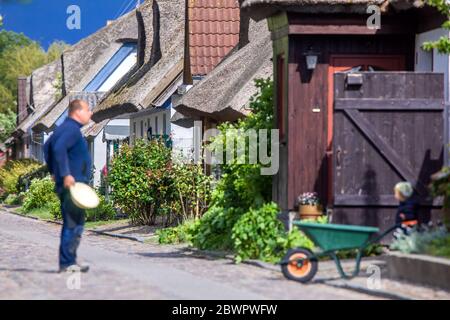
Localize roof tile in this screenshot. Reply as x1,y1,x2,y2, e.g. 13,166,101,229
189,0,240,76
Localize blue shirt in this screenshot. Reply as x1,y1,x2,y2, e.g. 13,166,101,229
44,117,91,193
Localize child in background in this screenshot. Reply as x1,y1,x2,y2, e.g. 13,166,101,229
393,182,419,236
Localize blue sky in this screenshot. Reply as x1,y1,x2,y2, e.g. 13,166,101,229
0,0,139,49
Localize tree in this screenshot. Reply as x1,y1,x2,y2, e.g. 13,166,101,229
0,109,15,142
0,83,15,114
0,38,67,113
0,30,33,56
46,41,69,62
0,42,47,113
423,0,450,53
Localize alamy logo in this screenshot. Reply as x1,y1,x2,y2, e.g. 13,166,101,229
366,264,382,290
66,268,82,290
66,5,81,30
190,121,280,176
366,5,381,30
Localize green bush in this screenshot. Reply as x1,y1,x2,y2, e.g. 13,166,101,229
425,234,450,258
17,164,48,193
4,193,21,205
48,198,61,220
85,194,116,222
22,176,59,212
109,139,176,225
172,161,211,222
189,78,277,259
190,205,243,251
157,219,200,245
231,202,287,263
109,138,210,226
17,174,118,222
0,159,41,194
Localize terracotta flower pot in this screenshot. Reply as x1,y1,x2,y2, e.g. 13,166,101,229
299,204,323,221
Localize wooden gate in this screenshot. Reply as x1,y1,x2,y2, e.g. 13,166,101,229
332,72,445,231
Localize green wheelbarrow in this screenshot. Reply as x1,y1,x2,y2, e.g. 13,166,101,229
279,221,398,283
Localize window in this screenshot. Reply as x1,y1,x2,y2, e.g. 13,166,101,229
276,54,285,141
140,120,143,137
85,43,137,92
54,43,137,127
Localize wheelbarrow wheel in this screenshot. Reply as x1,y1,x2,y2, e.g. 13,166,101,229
281,248,318,283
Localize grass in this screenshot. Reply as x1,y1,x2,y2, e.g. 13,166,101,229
16,206,54,220
14,206,127,230
85,219,128,229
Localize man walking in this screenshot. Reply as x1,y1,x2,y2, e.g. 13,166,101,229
44,99,93,273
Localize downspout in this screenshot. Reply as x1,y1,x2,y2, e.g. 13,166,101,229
183,0,193,85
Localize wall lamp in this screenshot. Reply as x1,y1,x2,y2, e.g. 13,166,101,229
303,48,320,70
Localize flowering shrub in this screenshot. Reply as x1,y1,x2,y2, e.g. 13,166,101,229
22,176,59,212
109,138,211,226
296,192,320,207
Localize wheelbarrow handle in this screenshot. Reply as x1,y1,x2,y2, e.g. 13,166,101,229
367,224,399,245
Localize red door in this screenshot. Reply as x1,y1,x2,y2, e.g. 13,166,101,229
326,55,406,204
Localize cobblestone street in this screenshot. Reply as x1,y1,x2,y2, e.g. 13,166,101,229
0,210,391,300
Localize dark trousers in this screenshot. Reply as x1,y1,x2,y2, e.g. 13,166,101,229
58,189,85,268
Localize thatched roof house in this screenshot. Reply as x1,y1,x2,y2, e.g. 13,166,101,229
30,4,140,133
174,18,272,123
92,0,185,122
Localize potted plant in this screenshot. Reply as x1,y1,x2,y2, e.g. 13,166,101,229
296,192,323,220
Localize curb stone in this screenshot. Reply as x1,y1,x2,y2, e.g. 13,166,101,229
322,280,412,300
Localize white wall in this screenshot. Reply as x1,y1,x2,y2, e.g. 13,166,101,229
415,28,450,101
91,118,130,187
130,107,194,159
416,28,450,165
91,131,106,187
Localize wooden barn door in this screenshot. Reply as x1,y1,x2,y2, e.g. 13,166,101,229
332,72,444,229
327,55,406,204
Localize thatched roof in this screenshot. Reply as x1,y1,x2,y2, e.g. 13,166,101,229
33,92,105,133
241,0,425,20
92,0,185,122
14,59,61,135
82,119,109,139
31,4,140,133
174,19,272,122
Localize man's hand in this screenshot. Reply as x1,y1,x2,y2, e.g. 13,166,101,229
63,175,75,189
